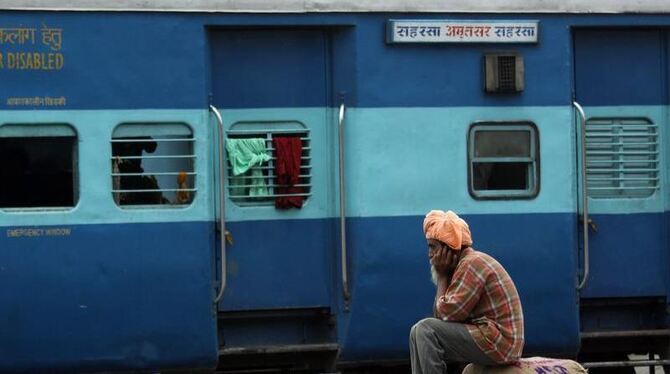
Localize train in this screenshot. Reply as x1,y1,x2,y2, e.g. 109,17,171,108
1,0,670,372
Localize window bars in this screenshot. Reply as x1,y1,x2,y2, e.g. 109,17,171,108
111,123,196,207
226,126,311,206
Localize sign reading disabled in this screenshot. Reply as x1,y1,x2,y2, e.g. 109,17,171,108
0,24,64,70
387,20,538,43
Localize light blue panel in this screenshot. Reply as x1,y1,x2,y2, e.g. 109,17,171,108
578,106,666,214
345,106,577,217
0,110,214,226
222,106,578,222
1,106,588,226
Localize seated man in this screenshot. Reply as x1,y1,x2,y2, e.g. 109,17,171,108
410,210,524,374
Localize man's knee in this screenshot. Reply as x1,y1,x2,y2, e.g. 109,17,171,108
410,322,418,341
411,318,440,340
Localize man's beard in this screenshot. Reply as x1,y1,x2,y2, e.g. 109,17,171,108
430,263,438,285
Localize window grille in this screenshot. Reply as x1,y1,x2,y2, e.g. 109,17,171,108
585,117,659,198
226,122,311,206
0,124,78,209
497,56,517,91
111,123,196,207
484,53,524,93
468,122,539,199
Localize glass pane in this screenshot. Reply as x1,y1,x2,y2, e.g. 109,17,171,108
473,162,529,190
0,137,76,208
474,130,530,157
0,124,76,137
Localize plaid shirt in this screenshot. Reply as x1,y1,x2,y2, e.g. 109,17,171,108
436,247,524,363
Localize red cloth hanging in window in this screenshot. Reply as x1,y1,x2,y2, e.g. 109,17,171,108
273,136,304,209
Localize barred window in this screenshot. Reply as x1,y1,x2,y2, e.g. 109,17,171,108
226,121,311,207
111,123,195,207
585,117,659,198
0,124,78,208
468,122,539,199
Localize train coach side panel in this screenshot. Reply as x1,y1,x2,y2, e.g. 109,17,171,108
0,11,220,372
336,14,580,359
0,222,217,373
2,9,670,370
0,109,219,372
0,10,218,367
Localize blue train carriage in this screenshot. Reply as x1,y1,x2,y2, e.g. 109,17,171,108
1,0,670,372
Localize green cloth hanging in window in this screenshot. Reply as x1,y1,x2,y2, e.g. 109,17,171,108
225,138,271,197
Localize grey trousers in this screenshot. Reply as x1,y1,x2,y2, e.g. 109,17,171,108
409,318,496,374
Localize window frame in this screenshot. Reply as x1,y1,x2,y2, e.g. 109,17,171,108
0,122,79,211
467,121,540,200
111,121,196,209
226,120,312,207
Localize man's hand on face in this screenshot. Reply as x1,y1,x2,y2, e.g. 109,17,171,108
431,245,455,276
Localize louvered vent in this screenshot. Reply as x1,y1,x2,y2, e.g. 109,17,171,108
484,53,524,93
586,117,659,198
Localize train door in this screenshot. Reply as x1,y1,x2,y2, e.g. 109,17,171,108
209,29,335,313
573,29,667,301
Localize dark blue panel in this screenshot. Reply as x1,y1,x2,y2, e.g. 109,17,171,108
574,29,666,106
355,15,572,107
337,213,580,360
210,29,327,108
0,222,217,373
331,27,358,107
0,12,207,110
222,219,336,310
2,12,670,109
220,214,580,358
580,213,667,298
0,12,573,109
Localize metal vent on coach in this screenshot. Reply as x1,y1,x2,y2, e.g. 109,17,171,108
484,53,524,93
585,117,659,198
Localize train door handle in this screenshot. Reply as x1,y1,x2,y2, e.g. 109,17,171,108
574,101,590,291
338,102,351,311
210,104,227,304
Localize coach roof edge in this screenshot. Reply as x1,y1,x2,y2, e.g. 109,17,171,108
1,0,670,14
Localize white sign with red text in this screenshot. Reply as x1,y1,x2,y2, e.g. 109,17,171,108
387,20,538,43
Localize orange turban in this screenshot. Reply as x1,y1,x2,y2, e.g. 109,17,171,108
423,210,472,250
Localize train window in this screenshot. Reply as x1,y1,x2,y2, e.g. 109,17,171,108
111,123,195,207
0,124,78,209
226,121,311,208
585,117,659,198
468,122,539,199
